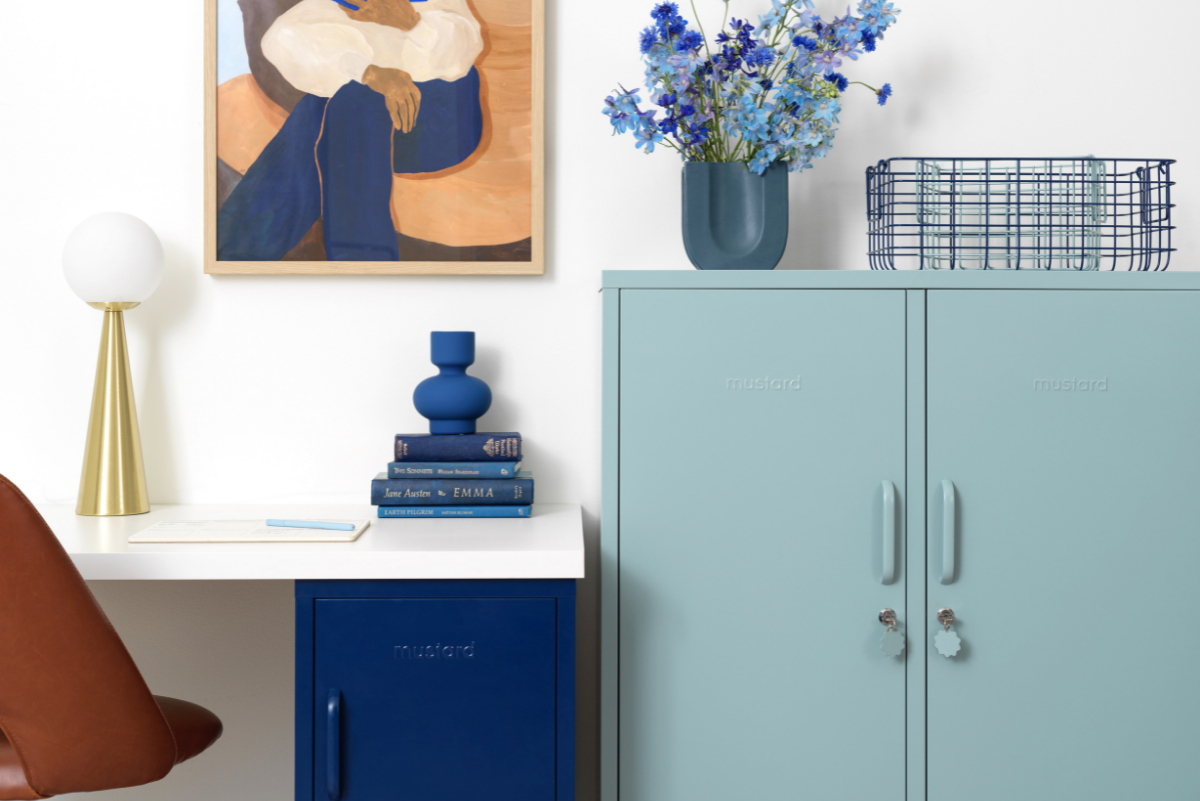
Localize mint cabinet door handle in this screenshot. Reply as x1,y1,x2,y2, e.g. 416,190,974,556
941,480,957,585
327,689,342,800
881,480,897,585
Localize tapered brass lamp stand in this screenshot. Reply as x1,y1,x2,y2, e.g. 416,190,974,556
63,212,164,516
76,302,149,515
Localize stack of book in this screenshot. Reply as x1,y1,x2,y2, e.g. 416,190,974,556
371,432,533,519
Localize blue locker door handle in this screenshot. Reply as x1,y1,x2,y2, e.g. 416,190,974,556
327,689,342,800
881,480,897,584
941,480,956,585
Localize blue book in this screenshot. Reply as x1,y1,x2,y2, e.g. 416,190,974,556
387,461,521,479
378,505,532,518
372,471,533,506
394,433,521,462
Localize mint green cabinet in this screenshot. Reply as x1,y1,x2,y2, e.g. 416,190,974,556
603,272,1200,801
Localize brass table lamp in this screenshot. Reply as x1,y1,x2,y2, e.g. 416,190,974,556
62,213,164,516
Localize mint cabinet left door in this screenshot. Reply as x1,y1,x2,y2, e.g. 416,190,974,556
312,597,558,801
616,289,907,801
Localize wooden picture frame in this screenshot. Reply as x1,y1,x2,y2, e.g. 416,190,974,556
204,0,544,274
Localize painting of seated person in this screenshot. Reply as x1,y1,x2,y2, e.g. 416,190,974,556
215,0,534,264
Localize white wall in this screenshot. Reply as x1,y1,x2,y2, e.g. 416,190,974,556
1,1,1196,799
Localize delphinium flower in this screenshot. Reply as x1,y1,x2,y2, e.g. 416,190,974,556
603,0,900,173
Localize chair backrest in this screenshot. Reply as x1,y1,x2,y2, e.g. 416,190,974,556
0,475,176,797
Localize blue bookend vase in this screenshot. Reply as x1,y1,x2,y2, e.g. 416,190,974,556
681,161,789,270
413,332,493,434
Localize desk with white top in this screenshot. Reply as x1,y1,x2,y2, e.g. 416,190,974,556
38,503,584,801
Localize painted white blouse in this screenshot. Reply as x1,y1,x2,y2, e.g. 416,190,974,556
262,0,484,98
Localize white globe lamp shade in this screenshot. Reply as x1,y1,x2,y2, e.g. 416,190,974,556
62,213,164,304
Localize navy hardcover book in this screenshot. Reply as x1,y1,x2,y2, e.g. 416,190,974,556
393,433,522,462
372,471,534,506
378,505,532,518
387,461,521,479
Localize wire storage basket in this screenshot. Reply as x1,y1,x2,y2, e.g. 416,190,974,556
866,157,1175,270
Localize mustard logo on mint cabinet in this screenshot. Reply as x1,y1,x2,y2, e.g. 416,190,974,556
1033,377,1108,392
725,376,802,391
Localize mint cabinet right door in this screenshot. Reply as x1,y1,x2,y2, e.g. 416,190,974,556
926,290,1200,799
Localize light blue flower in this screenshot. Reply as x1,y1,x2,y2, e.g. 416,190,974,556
635,124,665,152
748,148,775,174
812,97,840,123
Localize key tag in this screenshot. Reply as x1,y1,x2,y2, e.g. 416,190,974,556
935,608,961,658
879,609,905,658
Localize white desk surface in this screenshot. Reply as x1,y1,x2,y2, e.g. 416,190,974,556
36,503,584,581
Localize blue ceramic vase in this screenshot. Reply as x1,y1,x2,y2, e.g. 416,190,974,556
681,161,789,270
412,332,492,434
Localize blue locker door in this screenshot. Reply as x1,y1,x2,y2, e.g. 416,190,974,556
927,290,1200,799
313,598,557,801
618,289,907,801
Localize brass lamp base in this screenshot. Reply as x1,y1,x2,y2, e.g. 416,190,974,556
77,302,149,516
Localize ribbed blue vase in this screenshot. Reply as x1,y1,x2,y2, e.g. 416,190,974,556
412,332,493,434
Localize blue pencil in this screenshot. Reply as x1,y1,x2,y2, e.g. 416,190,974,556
266,519,356,532
330,0,361,9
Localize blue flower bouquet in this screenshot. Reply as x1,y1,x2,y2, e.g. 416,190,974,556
603,0,899,270
604,0,899,175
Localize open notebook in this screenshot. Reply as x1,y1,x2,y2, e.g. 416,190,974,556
129,519,370,543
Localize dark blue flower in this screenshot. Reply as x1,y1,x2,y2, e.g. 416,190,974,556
792,35,817,51
657,92,677,107
640,26,658,53
827,71,848,91
861,30,877,52
759,78,773,91
650,2,678,22
680,104,696,117
684,124,710,146
745,45,776,67
667,17,687,36
677,30,703,51
729,18,754,45
659,116,678,134
876,83,893,106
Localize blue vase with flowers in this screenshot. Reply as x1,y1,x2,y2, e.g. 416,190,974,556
603,0,899,269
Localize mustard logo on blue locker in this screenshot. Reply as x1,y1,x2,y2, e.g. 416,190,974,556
395,642,476,660
725,376,802,391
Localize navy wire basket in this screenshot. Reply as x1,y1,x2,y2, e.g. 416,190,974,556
866,157,1175,270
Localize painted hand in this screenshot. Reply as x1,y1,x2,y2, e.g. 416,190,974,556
340,0,421,31
363,66,422,133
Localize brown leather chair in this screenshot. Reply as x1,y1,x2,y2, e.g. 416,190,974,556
0,475,223,799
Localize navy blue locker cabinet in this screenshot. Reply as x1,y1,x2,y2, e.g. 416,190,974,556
296,580,575,801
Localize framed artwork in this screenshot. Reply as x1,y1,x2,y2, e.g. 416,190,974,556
204,0,544,274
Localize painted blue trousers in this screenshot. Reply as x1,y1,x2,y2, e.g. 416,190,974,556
218,70,483,261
